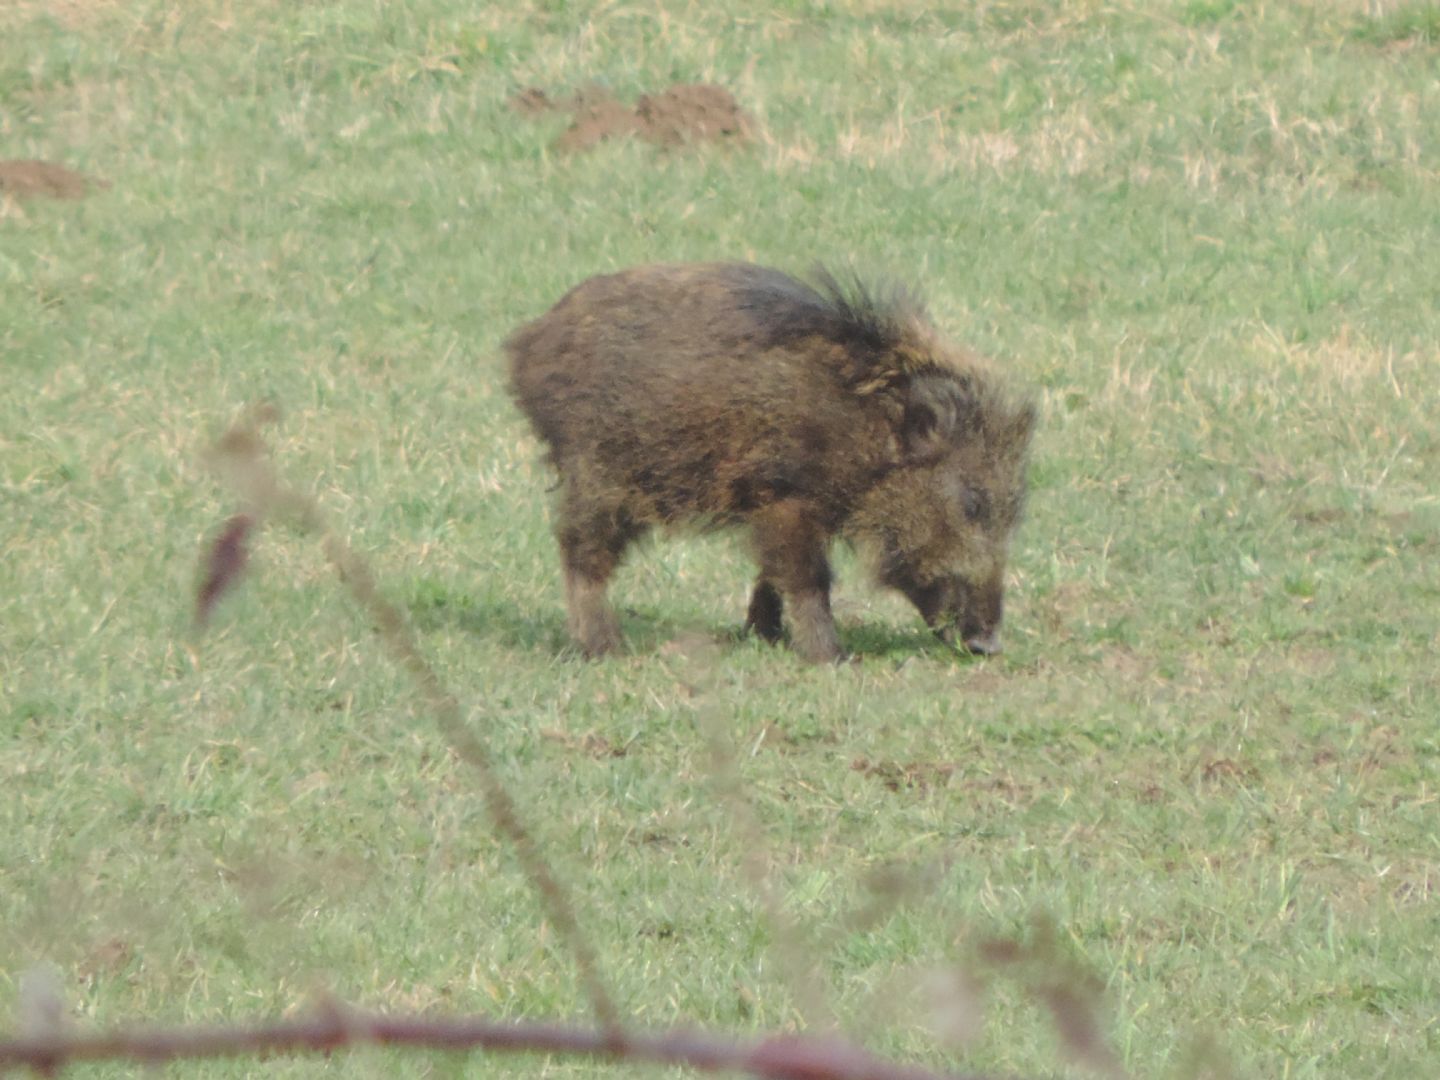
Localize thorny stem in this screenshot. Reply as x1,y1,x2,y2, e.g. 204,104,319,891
314,531,625,1042
207,418,623,1042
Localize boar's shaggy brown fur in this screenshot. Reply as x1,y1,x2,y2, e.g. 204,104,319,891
506,262,1035,663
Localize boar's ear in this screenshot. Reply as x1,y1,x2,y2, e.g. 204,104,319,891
901,375,965,465
1006,399,1038,453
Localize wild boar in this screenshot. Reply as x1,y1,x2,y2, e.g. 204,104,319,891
506,262,1035,663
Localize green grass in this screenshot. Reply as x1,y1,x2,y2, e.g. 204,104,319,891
3,0,1439,1076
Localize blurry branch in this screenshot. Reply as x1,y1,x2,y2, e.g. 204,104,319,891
972,921,1127,1080
0,1010,1003,1079
196,406,621,1039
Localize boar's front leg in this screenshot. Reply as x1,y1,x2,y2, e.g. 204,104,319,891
748,502,843,664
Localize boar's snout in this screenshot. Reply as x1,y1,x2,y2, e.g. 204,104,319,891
893,570,1006,658
934,605,1003,656
959,626,1002,656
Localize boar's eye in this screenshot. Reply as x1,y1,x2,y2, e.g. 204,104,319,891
959,486,990,523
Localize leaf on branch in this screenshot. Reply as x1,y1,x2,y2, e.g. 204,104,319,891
196,513,256,628
1036,981,1126,1079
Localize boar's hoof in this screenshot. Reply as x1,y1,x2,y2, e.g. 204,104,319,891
745,581,785,644
571,612,623,659
793,631,846,665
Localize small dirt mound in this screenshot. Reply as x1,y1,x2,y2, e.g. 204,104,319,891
510,83,753,153
636,84,751,146
0,159,108,200
556,89,639,153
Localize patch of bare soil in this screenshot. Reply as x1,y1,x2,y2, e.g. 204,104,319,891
0,160,108,200
540,727,629,759
558,89,640,153
852,756,958,792
636,84,752,146
1195,756,1260,786
509,83,753,153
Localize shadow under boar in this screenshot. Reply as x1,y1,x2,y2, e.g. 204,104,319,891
506,262,1036,663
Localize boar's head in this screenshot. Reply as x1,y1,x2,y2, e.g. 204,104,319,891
852,372,1036,656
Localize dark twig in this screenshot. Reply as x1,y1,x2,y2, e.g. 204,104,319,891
0,1012,1004,1079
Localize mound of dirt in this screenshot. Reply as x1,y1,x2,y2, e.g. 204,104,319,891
509,83,753,153
0,159,108,200
637,84,751,146
557,88,640,153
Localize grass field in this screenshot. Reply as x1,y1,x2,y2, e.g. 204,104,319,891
3,1,1439,1076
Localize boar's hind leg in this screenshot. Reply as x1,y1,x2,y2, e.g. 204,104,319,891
745,580,784,644
749,503,843,664
557,502,645,659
